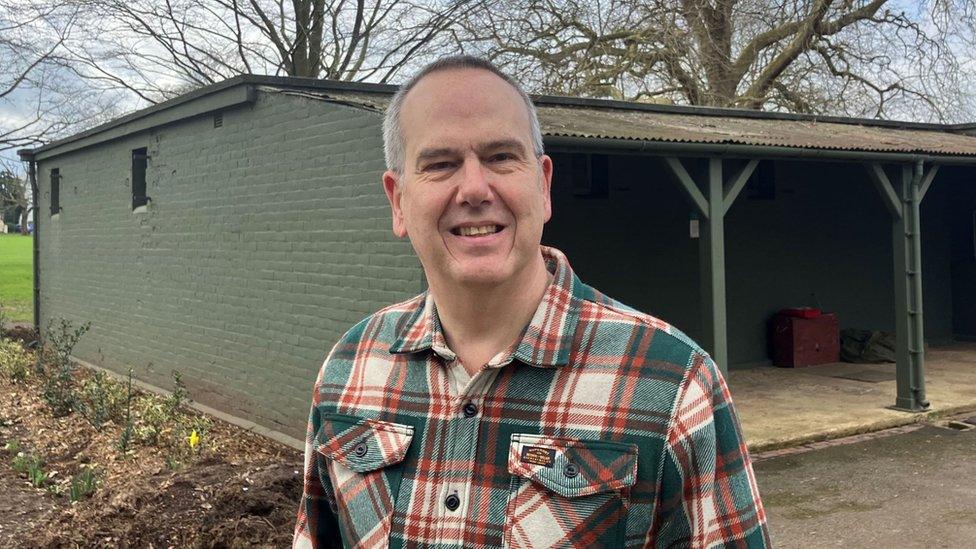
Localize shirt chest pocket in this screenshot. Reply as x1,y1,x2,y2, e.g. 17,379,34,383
316,414,414,549
504,433,638,549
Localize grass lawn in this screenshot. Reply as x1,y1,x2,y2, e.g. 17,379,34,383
0,233,33,324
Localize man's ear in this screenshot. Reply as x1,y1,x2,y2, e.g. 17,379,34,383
539,154,553,223
382,170,408,238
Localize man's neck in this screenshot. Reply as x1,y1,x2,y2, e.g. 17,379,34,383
428,255,553,376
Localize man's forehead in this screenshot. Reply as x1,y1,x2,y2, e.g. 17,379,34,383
398,68,532,147
401,67,523,110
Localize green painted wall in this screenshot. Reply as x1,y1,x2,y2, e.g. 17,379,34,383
544,153,960,367
944,166,976,337
35,90,423,440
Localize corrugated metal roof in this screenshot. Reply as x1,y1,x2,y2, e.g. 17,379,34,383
284,87,976,157
536,105,976,156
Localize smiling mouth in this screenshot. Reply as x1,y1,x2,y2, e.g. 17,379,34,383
451,225,503,237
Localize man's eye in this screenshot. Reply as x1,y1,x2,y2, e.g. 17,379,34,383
424,161,455,172
489,153,515,163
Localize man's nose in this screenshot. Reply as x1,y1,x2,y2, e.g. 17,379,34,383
455,158,494,206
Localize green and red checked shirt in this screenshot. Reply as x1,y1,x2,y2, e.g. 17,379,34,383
294,246,769,548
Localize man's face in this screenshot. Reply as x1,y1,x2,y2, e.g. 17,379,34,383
382,68,553,288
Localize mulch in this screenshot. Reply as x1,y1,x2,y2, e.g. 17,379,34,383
0,339,304,548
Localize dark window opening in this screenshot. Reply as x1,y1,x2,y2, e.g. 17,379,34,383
50,168,61,215
213,113,223,128
132,148,149,209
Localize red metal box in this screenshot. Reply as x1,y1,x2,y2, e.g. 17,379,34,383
771,312,840,367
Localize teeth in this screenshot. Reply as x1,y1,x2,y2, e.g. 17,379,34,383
457,225,499,236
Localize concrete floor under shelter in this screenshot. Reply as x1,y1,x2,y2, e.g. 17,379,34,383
729,341,976,452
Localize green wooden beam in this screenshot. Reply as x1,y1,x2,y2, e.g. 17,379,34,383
663,157,710,219
723,159,759,216
890,163,929,412
918,164,940,202
866,163,903,219
701,158,728,373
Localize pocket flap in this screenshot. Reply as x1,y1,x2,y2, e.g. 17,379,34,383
317,414,414,473
508,434,638,498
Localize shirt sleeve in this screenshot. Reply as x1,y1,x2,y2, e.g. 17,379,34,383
652,353,770,548
293,365,343,548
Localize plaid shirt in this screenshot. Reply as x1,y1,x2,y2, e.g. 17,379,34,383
294,246,769,548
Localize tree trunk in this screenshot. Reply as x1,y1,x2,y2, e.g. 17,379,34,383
19,207,29,234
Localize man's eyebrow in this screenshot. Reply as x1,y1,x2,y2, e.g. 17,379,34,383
415,147,460,163
414,140,528,165
477,139,527,155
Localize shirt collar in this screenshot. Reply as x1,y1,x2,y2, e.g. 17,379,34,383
388,246,583,368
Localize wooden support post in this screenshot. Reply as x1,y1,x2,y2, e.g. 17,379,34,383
661,157,760,374
700,158,728,373
868,162,931,412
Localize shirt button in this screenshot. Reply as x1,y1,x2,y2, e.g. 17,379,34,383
353,443,368,457
563,462,580,478
444,493,460,511
462,402,478,417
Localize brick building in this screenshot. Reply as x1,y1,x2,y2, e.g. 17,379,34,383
18,76,976,445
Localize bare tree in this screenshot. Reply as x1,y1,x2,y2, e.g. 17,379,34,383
457,0,968,121
1,1,125,154
0,160,30,233
65,0,473,104
0,1,74,152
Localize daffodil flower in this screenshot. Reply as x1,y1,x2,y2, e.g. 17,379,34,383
188,430,200,449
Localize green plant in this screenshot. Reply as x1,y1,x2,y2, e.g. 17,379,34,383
28,459,49,487
77,370,127,430
0,338,31,382
11,452,47,487
3,439,20,454
40,318,91,417
135,370,191,445
69,468,98,502
11,452,31,475
116,368,135,453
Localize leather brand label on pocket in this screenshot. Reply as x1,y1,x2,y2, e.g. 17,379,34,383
520,446,555,468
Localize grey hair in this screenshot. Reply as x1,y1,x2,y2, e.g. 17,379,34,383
382,55,545,174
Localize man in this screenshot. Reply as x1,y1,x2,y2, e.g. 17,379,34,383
294,56,769,548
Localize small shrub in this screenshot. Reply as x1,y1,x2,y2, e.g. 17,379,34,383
77,370,128,430
0,338,32,382
135,370,191,445
69,468,99,502
40,318,91,418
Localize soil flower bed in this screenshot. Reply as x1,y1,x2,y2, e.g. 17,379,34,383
0,328,303,547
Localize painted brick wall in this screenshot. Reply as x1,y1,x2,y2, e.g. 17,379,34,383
35,89,423,440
